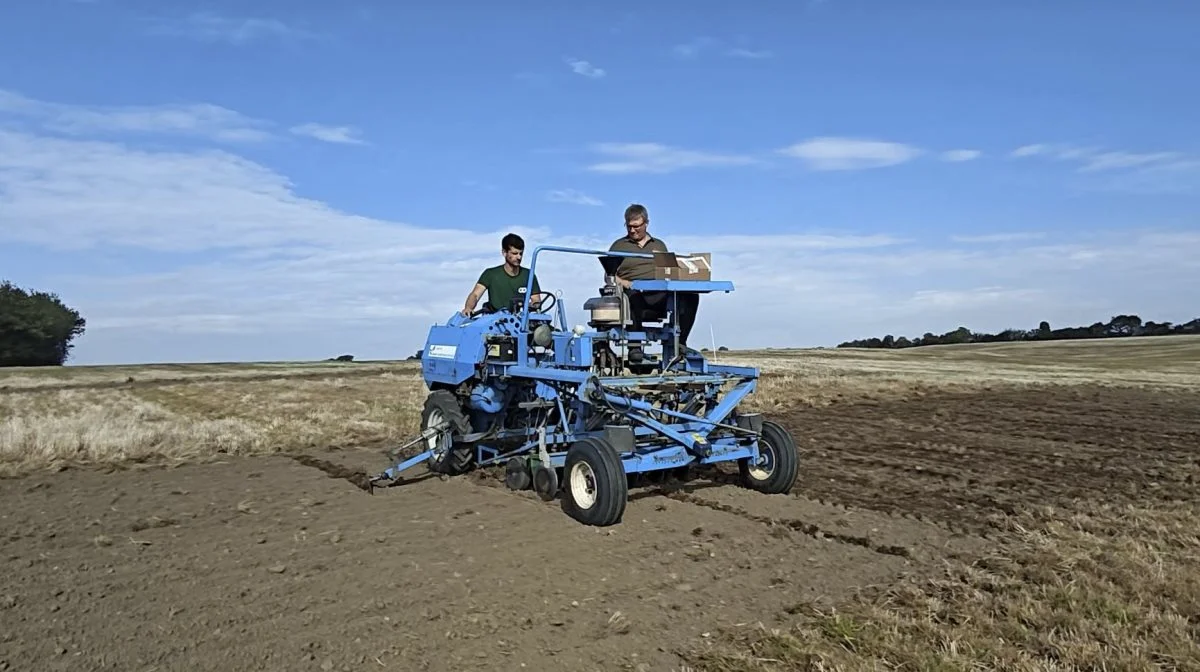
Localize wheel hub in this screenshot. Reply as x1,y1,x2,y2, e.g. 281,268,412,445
749,439,775,480
424,410,451,460
569,462,598,510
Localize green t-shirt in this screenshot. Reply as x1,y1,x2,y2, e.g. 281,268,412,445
478,264,541,312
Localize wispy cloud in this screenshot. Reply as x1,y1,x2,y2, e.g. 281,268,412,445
565,58,605,78
0,89,361,148
1010,142,1186,172
585,142,757,174
951,232,1046,244
941,149,982,162
144,11,315,45
904,286,1045,311
672,37,718,58
671,37,772,60
289,123,365,145
0,89,270,142
1010,144,1046,158
778,137,924,171
1010,142,1200,193
726,48,772,59
545,189,603,206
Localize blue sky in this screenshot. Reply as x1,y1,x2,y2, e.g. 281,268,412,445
1,0,1198,364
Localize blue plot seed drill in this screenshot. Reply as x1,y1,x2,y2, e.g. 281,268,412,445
368,245,800,527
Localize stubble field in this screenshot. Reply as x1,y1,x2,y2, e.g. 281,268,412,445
2,335,1199,671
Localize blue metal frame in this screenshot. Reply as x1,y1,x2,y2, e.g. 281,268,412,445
372,245,762,487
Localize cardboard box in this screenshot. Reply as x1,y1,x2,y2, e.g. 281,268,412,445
651,252,712,281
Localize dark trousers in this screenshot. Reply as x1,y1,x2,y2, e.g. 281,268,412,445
628,291,699,347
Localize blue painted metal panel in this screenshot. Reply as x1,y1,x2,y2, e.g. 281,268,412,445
551,331,593,367
421,310,524,387
628,279,734,293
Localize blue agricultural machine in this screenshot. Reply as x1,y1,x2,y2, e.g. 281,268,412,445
367,245,799,526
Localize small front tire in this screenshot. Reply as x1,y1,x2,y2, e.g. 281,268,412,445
739,420,799,495
562,436,628,526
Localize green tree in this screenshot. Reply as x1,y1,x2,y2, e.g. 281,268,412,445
0,280,87,367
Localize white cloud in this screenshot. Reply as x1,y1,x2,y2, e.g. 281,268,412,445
1010,144,1046,157
672,38,718,58
586,142,757,174
0,88,363,148
1,91,1197,364
906,286,1044,311
726,48,772,59
941,149,982,162
545,189,603,206
1010,142,1187,172
289,123,365,145
0,89,270,142
670,37,770,60
144,11,315,44
565,58,605,78
1009,142,1200,193
951,232,1045,243
1076,150,1183,172
778,137,924,171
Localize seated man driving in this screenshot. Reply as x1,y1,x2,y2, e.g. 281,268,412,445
607,203,700,350
461,233,548,316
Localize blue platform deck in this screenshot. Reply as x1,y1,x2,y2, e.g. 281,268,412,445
629,279,734,293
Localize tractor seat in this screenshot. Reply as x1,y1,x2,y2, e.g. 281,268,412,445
634,308,666,323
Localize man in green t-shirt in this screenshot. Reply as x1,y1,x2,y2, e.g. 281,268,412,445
461,233,547,316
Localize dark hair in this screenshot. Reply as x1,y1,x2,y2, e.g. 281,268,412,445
501,233,524,251
624,203,648,224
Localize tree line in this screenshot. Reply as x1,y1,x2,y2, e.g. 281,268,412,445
1,280,87,367
837,314,1200,349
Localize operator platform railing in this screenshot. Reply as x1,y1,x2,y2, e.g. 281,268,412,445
517,244,734,368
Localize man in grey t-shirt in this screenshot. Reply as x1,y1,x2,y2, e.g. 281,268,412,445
608,203,700,349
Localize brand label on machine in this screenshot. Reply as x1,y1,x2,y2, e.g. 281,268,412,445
427,344,457,359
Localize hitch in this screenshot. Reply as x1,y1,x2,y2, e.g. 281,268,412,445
368,421,491,490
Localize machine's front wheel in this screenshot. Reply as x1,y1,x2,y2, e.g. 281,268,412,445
739,420,799,495
562,436,628,527
421,390,475,475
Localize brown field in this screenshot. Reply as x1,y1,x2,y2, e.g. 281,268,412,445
2,335,1199,671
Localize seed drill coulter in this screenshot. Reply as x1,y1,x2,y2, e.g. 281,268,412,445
368,245,800,526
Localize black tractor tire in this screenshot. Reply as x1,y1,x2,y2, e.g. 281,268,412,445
505,457,532,491
562,436,628,527
420,390,475,476
738,420,799,495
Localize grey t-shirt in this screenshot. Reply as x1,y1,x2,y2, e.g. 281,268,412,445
608,235,668,281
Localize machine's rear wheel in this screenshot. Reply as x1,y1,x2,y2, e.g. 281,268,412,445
421,390,475,475
739,420,799,495
563,436,628,527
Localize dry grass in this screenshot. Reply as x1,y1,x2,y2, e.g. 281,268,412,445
0,366,428,476
2,335,1197,476
3,335,1200,670
720,334,1200,393
685,501,1200,671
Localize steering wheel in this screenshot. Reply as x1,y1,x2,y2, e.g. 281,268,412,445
533,293,557,314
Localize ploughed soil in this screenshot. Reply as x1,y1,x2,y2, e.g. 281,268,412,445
2,384,1197,671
